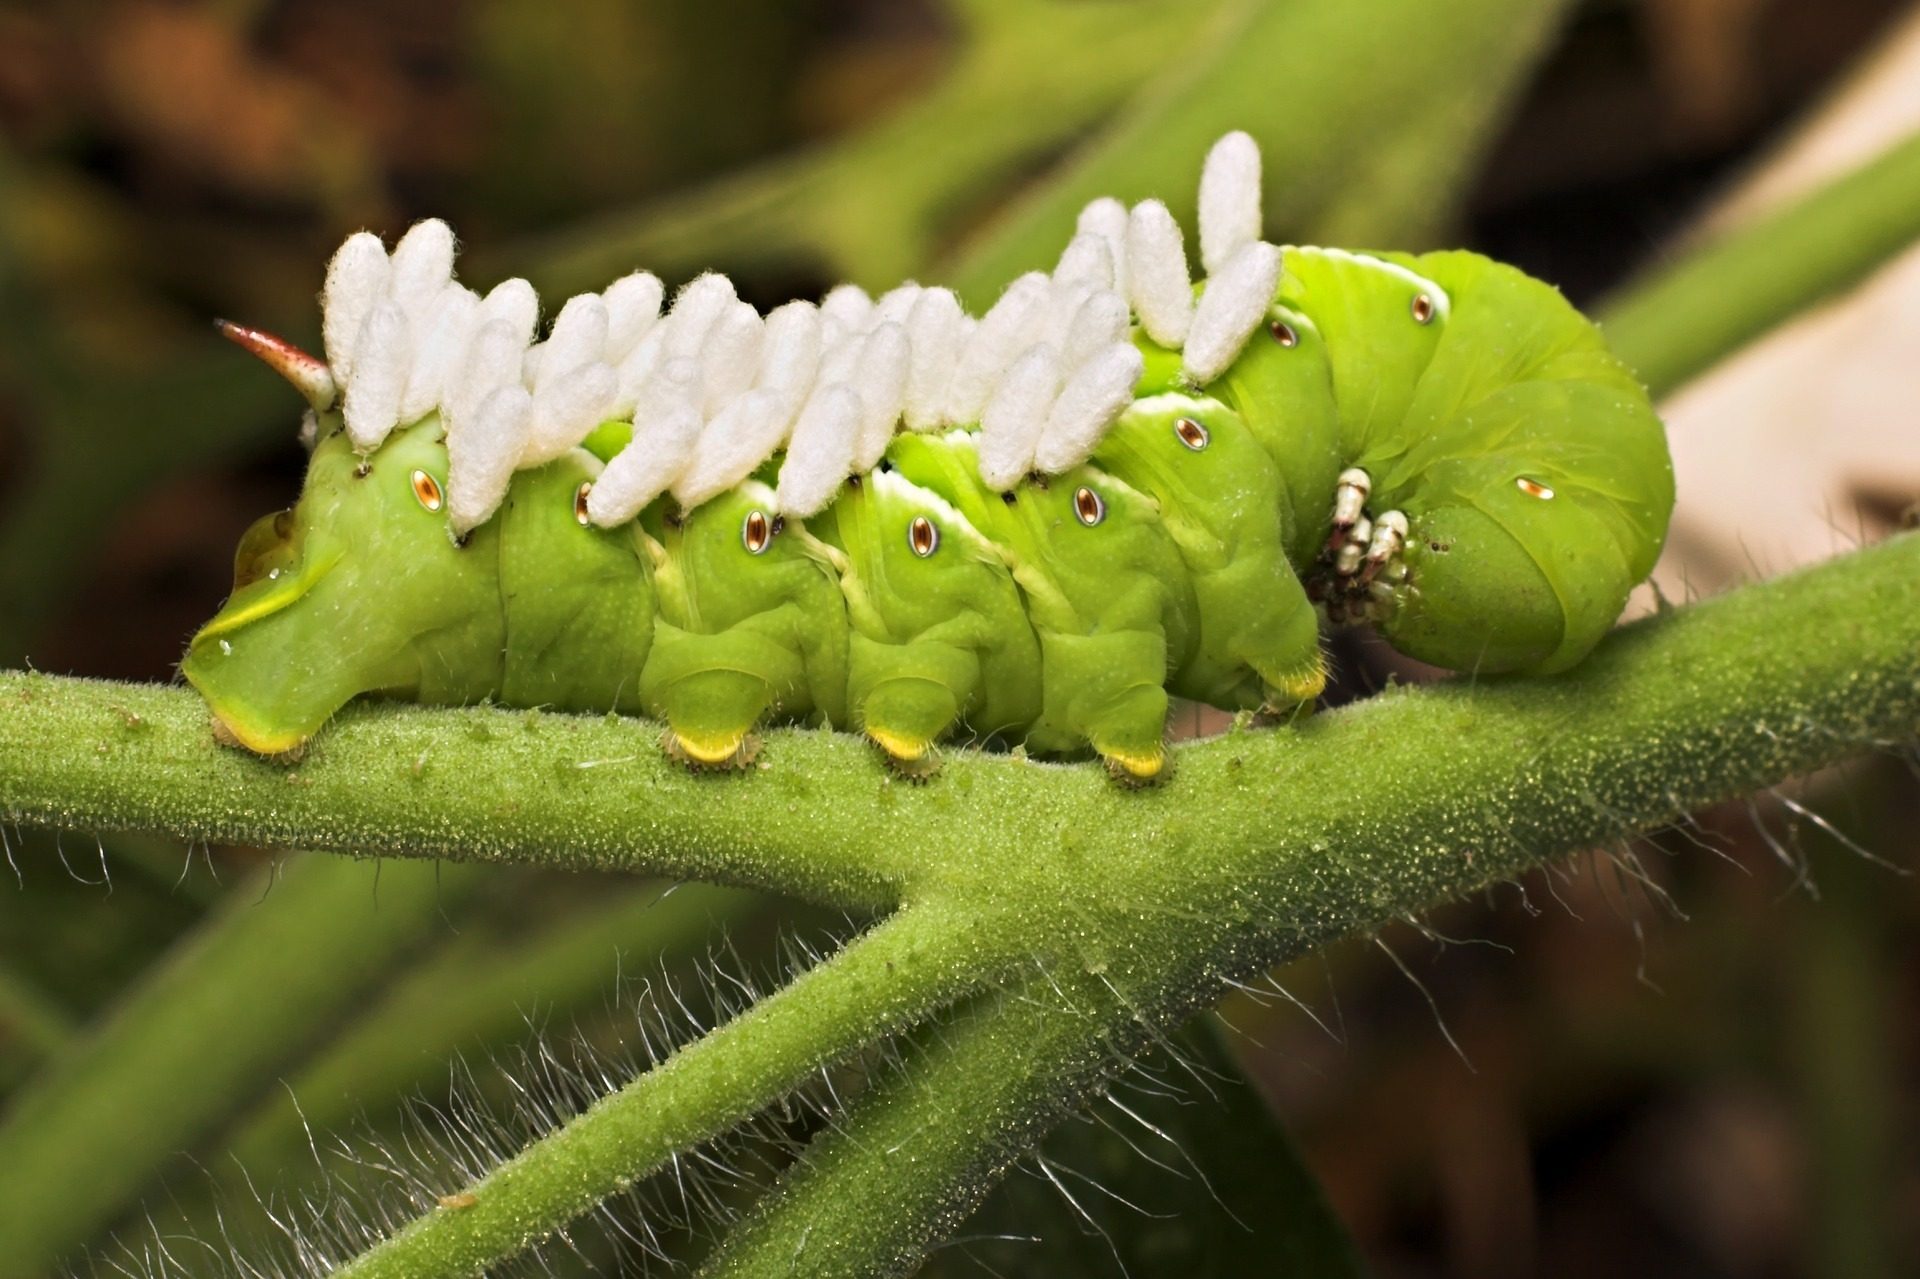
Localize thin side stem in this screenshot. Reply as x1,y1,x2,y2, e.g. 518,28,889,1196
1599,128,1920,398
0,854,489,1277
329,903,1011,1279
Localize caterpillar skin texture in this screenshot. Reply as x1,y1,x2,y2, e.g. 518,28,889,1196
184,247,1671,781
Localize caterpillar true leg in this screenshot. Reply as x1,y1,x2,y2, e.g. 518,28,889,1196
1359,510,1408,584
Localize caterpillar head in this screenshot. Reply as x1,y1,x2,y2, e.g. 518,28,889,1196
182,412,504,755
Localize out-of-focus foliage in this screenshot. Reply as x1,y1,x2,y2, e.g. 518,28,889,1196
1,2,1917,1277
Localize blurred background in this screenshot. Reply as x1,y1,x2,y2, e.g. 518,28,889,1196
1,1,1918,1276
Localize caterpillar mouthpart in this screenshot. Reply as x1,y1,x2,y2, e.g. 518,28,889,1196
214,319,338,412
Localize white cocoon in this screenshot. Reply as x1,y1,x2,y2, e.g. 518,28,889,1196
389,220,457,325
1034,344,1144,474
1198,130,1262,274
819,284,873,341
1075,197,1130,296
1183,240,1282,384
480,278,540,345
539,294,610,387
1060,289,1130,372
671,386,789,509
343,300,411,452
1126,200,1192,348
1054,233,1116,292
664,273,738,361
446,317,528,433
873,283,922,327
776,384,861,516
756,300,822,412
589,403,701,527
903,288,963,430
524,361,617,465
446,384,531,534
700,302,765,416
850,322,910,472
603,271,664,361
401,284,479,422
322,232,390,382
613,326,669,417
977,343,1060,491
943,271,1049,425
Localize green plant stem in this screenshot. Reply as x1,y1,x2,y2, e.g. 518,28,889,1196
494,0,1220,298
1599,128,1920,398
4,533,1914,1278
699,970,1127,1279
330,903,1008,1279
0,962,75,1061
944,0,1573,303
0,688,912,911
220,880,761,1176
4,536,1914,920
0,853,488,1277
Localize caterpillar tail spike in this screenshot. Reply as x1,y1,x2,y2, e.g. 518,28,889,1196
213,319,338,412
185,133,1673,784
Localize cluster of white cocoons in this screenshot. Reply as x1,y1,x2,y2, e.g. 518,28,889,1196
315,132,1282,535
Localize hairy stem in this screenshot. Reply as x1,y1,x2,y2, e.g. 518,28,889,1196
697,970,1130,1279
327,902,1007,1279
0,686,911,912
1600,127,1920,398
0,854,488,1277
705,533,1920,1278
3,535,1915,1275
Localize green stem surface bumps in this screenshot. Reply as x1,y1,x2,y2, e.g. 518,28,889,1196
2,534,1916,1277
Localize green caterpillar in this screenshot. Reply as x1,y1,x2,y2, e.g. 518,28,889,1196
183,134,1672,782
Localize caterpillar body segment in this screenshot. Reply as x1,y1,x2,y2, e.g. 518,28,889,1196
184,134,1673,780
